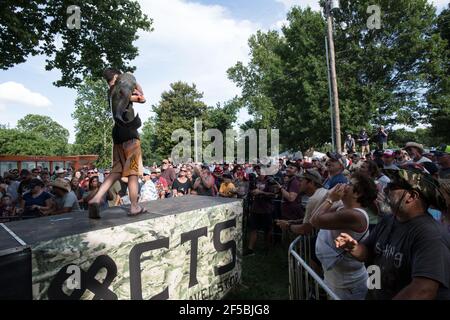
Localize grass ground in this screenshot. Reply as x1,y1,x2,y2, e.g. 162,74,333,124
225,234,291,300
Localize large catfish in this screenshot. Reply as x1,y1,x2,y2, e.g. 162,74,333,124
109,72,139,127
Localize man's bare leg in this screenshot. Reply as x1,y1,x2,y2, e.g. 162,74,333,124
89,172,121,204
128,175,144,215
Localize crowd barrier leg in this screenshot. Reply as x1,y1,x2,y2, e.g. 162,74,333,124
288,235,340,300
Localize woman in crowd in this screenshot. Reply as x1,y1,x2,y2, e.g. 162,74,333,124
172,167,192,197
310,172,378,300
358,160,391,226
82,176,110,210
20,178,54,219
71,177,85,209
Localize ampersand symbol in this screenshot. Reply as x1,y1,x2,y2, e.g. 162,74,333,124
48,255,118,300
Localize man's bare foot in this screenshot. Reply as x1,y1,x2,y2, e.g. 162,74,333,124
128,204,148,216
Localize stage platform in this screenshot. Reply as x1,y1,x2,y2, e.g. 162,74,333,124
0,196,243,300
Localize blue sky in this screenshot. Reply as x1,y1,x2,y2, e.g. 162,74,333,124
0,0,447,143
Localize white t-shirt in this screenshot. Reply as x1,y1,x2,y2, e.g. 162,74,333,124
139,180,158,202
416,156,432,164
303,188,328,224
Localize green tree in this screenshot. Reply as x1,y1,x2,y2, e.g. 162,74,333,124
140,117,159,166
207,99,240,134
151,82,239,160
427,4,450,143
389,128,435,149
72,78,113,168
0,0,152,88
228,1,448,151
152,82,209,159
228,10,330,151
17,114,69,155
0,128,53,155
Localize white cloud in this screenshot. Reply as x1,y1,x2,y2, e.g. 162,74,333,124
431,0,449,11
275,0,448,12
133,0,259,126
275,0,321,11
0,81,52,109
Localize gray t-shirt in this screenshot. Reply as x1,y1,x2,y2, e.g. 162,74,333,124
364,214,450,300
55,191,80,212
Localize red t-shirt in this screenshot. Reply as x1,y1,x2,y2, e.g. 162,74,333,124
281,177,304,220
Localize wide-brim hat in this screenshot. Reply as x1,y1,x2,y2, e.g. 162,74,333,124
50,178,71,192
404,142,424,153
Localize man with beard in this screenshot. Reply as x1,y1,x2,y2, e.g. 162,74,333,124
280,162,304,221
335,168,450,299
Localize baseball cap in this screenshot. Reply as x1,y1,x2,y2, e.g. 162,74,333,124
287,162,301,171
326,152,345,167
382,149,395,158
383,168,446,211
299,169,323,186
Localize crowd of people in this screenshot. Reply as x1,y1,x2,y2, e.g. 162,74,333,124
1,139,449,300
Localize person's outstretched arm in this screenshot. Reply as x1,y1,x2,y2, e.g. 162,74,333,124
334,233,370,262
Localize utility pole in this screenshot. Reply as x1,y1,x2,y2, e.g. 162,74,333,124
325,0,342,153
194,117,198,163
325,36,335,151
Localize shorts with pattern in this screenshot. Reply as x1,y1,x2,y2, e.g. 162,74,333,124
112,139,143,177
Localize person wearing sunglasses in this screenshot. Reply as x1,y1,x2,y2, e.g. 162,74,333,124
323,152,348,190
310,172,378,300
172,168,192,197
335,169,450,300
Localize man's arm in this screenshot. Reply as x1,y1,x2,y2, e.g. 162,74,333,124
193,177,201,190
334,233,370,262
291,223,314,235
393,277,440,300
201,174,214,189
280,187,298,202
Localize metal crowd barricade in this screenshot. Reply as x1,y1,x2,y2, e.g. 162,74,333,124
288,234,340,300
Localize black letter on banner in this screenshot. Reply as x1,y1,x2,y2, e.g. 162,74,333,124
129,237,170,300
48,255,118,300
213,218,236,276
181,227,208,288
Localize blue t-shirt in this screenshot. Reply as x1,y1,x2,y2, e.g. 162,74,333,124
323,174,348,190
23,191,52,207
22,191,53,218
